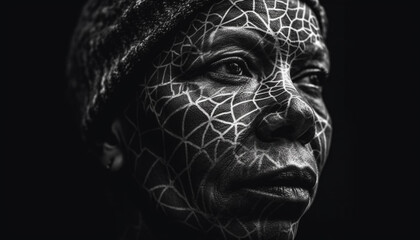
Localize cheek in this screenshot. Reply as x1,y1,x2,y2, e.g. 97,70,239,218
311,112,332,170
143,82,259,182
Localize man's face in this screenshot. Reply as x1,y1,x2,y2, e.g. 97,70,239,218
122,0,331,239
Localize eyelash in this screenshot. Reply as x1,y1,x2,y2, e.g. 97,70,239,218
206,57,254,84
293,68,328,95
184,55,327,91
293,69,327,86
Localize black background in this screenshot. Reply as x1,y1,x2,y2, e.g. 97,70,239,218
6,1,416,239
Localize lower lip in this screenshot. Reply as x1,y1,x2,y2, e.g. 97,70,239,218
225,186,312,220
243,186,310,202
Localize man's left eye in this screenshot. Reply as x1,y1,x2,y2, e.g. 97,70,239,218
303,73,322,86
293,68,328,96
293,68,327,86
209,57,253,78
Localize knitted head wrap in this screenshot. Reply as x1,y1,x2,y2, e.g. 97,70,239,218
66,0,327,140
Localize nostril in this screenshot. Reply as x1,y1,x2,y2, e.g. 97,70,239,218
257,119,315,144
270,125,294,140
297,124,315,145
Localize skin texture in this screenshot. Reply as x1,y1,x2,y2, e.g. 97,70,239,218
111,0,331,239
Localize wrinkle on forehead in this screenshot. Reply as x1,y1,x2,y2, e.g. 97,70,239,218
200,0,322,59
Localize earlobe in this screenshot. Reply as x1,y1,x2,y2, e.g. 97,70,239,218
101,142,124,171
100,120,125,171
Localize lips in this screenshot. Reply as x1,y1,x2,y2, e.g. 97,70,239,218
234,165,316,191
244,165,315,189
226,165,318,220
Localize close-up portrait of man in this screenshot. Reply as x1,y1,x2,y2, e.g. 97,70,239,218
66,0,333,239
10,0,420,238
8,0,375,239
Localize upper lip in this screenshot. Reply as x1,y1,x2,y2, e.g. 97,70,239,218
232,165,317,193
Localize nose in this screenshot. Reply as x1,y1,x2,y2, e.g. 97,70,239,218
256,97,316,145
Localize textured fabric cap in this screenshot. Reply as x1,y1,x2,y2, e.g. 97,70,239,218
66,0,328,139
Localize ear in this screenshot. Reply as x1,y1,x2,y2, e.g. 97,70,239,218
100,119,125,172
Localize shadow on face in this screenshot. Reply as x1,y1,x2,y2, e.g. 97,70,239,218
101,0,331,239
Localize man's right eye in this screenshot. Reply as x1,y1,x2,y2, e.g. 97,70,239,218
206,57,254,84
209,57,252,76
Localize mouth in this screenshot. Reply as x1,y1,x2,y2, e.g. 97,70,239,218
238,165,316,199
227,165,317,220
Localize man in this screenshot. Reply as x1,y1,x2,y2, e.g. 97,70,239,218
67,0,331,239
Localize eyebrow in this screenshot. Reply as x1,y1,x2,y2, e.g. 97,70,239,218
207,27,266,51
204,27,272,65
205,27,328,67
292,41,330,73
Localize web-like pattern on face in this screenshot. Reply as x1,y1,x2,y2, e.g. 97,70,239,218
121,0,331,239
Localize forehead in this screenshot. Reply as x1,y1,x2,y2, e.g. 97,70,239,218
189,0,322,50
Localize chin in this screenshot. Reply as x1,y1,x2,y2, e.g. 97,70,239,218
203,219,300,240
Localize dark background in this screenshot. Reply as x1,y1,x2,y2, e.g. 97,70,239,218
6,1,415,239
